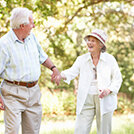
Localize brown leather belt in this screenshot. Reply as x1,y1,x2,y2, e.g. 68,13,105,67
4,79,38,88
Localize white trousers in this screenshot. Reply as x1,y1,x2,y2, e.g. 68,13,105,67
74,94,113,134
1,81,42,134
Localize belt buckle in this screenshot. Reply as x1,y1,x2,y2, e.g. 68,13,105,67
13,81,16,85
17,82,20,86
26,82,33,88
26,82,29,88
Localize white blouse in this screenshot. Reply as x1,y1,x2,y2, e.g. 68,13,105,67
61,52,122,115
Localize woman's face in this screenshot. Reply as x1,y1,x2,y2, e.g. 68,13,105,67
86,36,102,53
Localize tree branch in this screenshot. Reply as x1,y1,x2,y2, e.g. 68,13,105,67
60,0,104,33
55,0,133,34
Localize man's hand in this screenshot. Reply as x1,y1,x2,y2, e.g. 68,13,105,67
54,74,62,86
0,95,5,110
51,68,61,85
99,89,111,99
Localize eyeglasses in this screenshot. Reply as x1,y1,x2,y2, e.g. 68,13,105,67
93,67,97,79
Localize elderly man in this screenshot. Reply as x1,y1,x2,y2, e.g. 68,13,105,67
0,7,60,134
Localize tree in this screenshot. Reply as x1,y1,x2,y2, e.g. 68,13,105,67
0,0,134,97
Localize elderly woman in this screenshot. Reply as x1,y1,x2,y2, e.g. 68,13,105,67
59,29,122,134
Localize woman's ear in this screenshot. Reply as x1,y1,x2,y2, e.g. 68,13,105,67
99,41,103,48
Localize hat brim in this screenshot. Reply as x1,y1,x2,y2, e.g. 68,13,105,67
84,33,106,47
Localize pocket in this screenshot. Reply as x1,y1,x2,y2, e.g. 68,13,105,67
1,82,13,96
29,84,41,105
4,95,15,105
1,82,28,101
35,85,41,104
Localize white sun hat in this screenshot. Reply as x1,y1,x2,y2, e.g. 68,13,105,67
84,29,108,47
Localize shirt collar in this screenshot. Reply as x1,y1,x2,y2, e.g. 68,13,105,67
10,29,20,43
100,52,106,62
86,52,106,62
10,29,30,43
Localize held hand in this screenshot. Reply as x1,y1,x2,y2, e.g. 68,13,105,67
0,95,5,110
99,89,111,99
51,68,61,85
54,72,67,85
54,74,62,86
51,67,60,81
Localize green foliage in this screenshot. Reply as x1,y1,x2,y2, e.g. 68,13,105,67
0,1,134,132
41,90,134,118
108,41,134,97
35,0,59,19
63,92,76,115
41,90,76,117
117,96,134,114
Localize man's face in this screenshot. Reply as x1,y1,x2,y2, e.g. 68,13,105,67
23,15,35,38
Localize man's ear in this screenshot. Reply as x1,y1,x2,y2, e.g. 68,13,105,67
20,24,25,29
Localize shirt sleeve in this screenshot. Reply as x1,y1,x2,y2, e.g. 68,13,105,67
32,34,48,64
108,56,123,94
61,57,80,84
0,45,9,76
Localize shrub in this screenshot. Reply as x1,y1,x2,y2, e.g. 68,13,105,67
41,89,76,119
117,93,134,114
41,90,134,119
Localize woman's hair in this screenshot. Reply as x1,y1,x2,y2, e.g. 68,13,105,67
99,41,106,53
10,7,32,29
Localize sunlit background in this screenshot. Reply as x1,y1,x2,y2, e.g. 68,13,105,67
0,0,134,133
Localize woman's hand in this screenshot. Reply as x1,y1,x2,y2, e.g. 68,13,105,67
99,89,111,98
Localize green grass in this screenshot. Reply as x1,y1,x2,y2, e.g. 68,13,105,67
42,121,134,134
112,123,134,134
0,114,134,134
44,129,74,134
40,114,134,134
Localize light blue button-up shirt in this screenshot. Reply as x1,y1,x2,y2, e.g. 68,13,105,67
0,30,48,82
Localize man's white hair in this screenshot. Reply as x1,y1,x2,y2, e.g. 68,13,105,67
10,7,32,29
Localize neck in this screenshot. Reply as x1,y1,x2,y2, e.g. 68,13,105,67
13,29,25,42
91,51,101,60
91,51,101,66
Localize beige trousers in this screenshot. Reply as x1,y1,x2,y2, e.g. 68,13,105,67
1,81,42,134
74,94,113,134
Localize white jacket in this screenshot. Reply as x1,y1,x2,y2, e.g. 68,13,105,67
61,52,122,115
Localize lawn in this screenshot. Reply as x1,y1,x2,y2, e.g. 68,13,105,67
0,113,134,134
